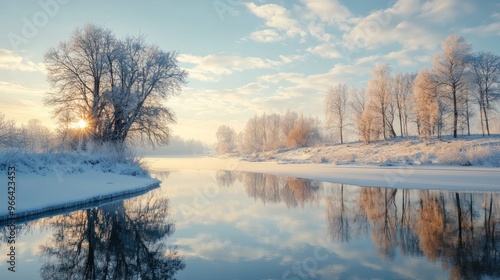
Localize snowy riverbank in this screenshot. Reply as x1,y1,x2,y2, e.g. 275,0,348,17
0,148,159,221
0,172,159,221
143,136,500,192
240,135,500,167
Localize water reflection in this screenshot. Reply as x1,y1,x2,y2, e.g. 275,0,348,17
217,171,321,208
1,170,499,279
215,171,500,279
36,192,184,279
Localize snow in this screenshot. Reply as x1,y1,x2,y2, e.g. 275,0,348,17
246,135,500,167
0,148,159,222
144,136,500,192
0,171,160,221
1,135,499,222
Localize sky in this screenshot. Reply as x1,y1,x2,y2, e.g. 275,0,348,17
0,0,499,144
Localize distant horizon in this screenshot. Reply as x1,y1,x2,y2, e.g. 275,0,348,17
1,0,499,143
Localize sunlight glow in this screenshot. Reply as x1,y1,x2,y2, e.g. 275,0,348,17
70,119,88,130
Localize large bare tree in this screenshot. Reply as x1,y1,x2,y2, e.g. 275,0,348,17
392,72,415,137
366,63,395,140
44,24,187,146
432,35,471,138
325,84,349,144
469,52,500,135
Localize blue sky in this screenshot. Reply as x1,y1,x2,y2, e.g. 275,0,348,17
1,0,499,143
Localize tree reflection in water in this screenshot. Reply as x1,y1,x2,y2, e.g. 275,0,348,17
38,192,185,280
215,171,500,279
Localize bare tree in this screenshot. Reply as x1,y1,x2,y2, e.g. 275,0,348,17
0,113,17,148
469,52,500,135
366,63,395,140
350,87,380,143
325,84,349,144
281,110,298,145
242,115,262,153
413,69,439,138
264,113,282,150
433,35,471,138
44,24,187,147
392,72,415,137
44,24,115,141
216,125,237,154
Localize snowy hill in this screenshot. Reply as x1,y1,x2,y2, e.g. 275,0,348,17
238,135,500,167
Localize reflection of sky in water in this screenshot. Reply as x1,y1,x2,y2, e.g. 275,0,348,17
0,170,499,279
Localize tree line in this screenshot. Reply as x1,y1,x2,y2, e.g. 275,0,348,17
328,34,499,143
216,111,322,154
216,34,499,154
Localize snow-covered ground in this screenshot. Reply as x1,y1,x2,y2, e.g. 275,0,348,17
243,135,500,167
0,148,159,221
147,136,500,192
0,171,159,221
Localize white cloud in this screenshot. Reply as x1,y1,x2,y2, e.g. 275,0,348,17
279,54,306,64
0,49,45,72
245,2,306,42
343,7,440,51
300,0,351,25
388,0,421,16
248,29,283,43
178,54,283,82
307,22,332,42
462,22,500,36
0,81,46,95
356,49,428,66
420,0,475,23
355,55,381,65
307,43,343,59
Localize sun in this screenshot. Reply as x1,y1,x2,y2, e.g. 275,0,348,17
71,119,88,130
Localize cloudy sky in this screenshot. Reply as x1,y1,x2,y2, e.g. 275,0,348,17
1,0,499,143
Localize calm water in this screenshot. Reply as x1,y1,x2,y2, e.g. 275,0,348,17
1,170,499,279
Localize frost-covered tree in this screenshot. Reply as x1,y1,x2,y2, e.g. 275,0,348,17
286,115,320,148
0,113,17,148
392,72,415,137
281,110,298,144
413,69,439,138
349,87,367,141
264,113,282,150
44,24,187,147
433,35,471,138
325,84,349,144
366,63,395,140
19,119,54,152
216,125,237,154
242,116,262,153
469,52,500,135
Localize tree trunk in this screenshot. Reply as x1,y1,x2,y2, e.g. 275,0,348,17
465,98,470,136
483,101,490,135
479,102,485,136
339,126,343,144
398,109,403,138
452,88,458,138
